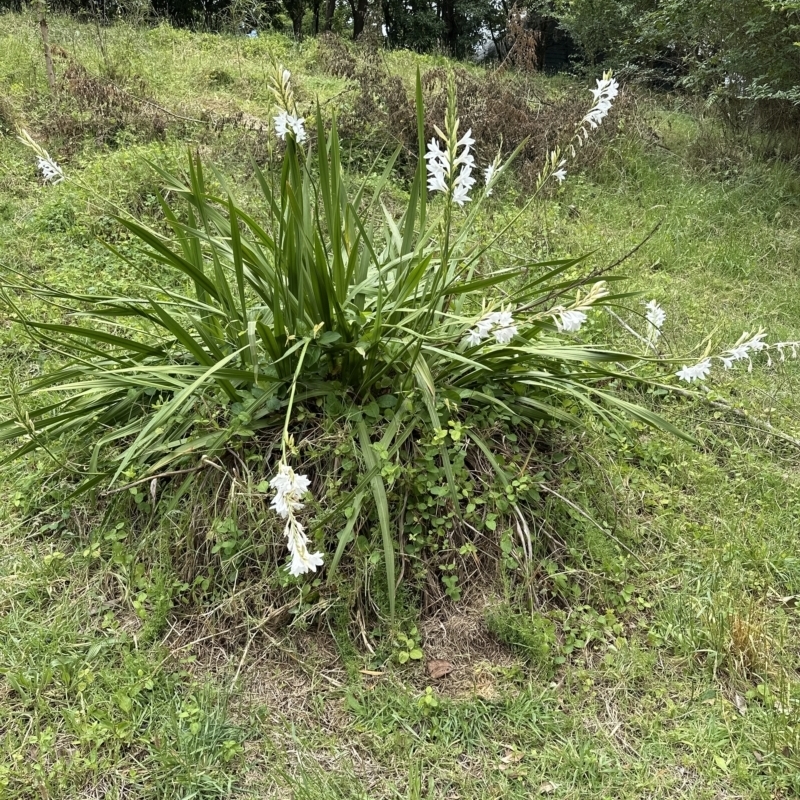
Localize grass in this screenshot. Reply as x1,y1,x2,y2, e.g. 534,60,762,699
1,10,800,798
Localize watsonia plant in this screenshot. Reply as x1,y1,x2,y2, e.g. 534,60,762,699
2,67,684,613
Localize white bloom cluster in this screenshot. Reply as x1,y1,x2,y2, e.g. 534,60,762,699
676,359,712,383
583,73,619,130
274,109,307,144
271,67,307,144
553,159,567,184
645,299,666,338
466,310,518,346
555,309,587,333
426,129,476,206
37,155,63,185
720,332,767,370
676,331,776,383
552,282,609,334
269,462,324,577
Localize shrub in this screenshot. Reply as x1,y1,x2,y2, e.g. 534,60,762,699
2,66,679,615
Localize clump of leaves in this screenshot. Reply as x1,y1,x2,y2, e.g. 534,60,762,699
0,69,680,614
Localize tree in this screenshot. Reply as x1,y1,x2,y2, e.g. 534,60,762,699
347,0,369,38
282,0,304,36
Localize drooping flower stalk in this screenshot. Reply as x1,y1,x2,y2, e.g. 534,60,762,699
537,71,620,191
719,331,767,370
269,462,324,577
674,330,800,383
267,337,324,576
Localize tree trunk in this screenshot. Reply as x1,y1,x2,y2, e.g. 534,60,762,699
284,0,305,39
312,0,321,34
324,0,336,31
440,0,458,56
352,0,368,39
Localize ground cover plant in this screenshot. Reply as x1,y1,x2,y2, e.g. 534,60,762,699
1,11,800,800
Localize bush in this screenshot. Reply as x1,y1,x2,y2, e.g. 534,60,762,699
1,67,678,615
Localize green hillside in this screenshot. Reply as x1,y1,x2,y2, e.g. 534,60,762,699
1,12,800,799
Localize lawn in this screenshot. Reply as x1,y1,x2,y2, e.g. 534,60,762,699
1,11,800,799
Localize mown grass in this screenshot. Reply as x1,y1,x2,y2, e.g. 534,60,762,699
1,11,800,799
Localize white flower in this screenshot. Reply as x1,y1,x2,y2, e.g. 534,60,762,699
288,115,307,143
475,317,494,338
556,309,587,333
269,462,323,576
425,139,449,193
274,110,306,143
582,74,619,130
465,328,485,347
274,110,290,139
484,163,497,195
269,462,311,518
424,137,447,163
742,332,767,352
493,325,518,345
466,310,517,346
591,75,619,104
676,359,712,383
452,165,475,206
455,128,475,154
645,300,666,337
720,332,768,369
487,310,513,328
554,167,567,184
284,516,325,577
37,156,63,184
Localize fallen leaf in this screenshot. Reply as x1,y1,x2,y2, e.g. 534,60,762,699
500,751,523,765
733,693,747,716
753,750,764,763
538,781,558,794
426,659,453,680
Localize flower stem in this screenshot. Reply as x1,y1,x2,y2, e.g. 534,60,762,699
281,337,311,460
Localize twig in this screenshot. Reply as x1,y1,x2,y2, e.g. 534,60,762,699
524,222,663,314
228,628,256,692
112,86,210,125
101,456,225,495
606,307,658,354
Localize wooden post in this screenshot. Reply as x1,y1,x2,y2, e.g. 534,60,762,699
35,0,56,93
